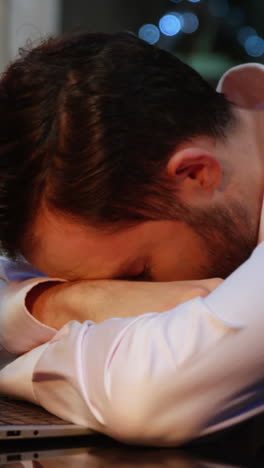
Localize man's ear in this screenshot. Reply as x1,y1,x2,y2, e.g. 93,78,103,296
166,147,222,202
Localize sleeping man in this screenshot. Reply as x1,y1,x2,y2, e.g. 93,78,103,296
1,31,264,445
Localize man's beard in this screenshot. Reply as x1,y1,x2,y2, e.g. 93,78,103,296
182,200,258,279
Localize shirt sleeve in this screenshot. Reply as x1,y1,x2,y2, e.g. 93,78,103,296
1,245,264,445
0,256,60,359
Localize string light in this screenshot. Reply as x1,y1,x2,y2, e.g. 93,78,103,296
245,35,264,57
181,13,199,34
138,24,160,44
237,26,257,46
137,1,263,62
159,14,181,36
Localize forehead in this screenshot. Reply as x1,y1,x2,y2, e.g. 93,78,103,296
25,206,149,279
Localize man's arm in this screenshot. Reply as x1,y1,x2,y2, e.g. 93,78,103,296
26,277,221,329
0,253,221,357
2,244,264,445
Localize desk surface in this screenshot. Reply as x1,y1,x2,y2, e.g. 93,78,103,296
1,412,264,467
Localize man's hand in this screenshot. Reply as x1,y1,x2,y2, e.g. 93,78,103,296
27,277,222,330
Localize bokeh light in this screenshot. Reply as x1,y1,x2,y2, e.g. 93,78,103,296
138,24,160,44
237,26,257,46
181,12,199,34
188,0,201,3
159,14,182,36
245,35,264,57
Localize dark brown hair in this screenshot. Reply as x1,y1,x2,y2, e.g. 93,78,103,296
0,31,234,258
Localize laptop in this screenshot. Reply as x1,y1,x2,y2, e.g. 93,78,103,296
0,395,92,441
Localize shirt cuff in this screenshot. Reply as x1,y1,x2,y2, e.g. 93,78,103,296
0,277,64,354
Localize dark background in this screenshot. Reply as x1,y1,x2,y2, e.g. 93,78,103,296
62,0,264,83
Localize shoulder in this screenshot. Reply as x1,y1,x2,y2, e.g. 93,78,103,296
217,63,264,109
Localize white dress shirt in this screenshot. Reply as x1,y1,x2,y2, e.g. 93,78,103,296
1,64,264,446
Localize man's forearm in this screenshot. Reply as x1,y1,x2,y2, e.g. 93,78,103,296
25,277,221,329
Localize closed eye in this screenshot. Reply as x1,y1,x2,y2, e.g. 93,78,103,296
122,266,153,282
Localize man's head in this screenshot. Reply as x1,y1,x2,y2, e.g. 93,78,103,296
0,31,262,280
